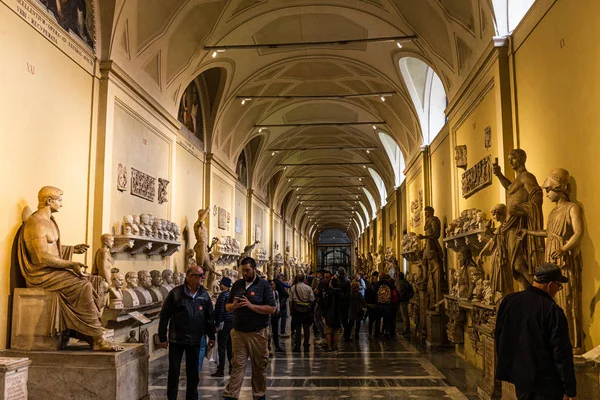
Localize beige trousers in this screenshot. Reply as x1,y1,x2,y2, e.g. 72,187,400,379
223,327,269,400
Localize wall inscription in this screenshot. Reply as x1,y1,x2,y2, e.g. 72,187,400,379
461,155,492,198
131,168,155,202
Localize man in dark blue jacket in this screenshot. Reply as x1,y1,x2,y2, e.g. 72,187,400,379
211,276,233,377
159,266,216,400
495,263,576,400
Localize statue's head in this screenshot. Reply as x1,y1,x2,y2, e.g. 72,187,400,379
133,215,140,224
162,269,173,284
101,233,114,248
476,211,486,221
138,270,152,289
37,186,63,212
424,206,434,219
125,271,138,289
490,204,507,223
123,215,133,224
148,214,155,224
153,218,162,228
542,168,571,201
508,149,527,170
111,268,124,289
140,214,150,224
150,270,163,287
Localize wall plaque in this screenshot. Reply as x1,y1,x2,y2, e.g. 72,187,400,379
117,163,127,192
158,178,169,204
461,155,492,198
235,217,243,234
484,126,492,148
455,145,468,169
217,207,227,230
131,168,155,202
410,190,423,228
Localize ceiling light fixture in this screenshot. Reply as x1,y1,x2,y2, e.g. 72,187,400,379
380,96,386,102
397,42,403,48
212,51,217,58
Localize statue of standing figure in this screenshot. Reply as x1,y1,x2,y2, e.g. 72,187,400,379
479,204,514,304
518,168,584,352
418,206,444,309
492,149,545,289
91,233,115,312
193,207,217,291
18,186,122,351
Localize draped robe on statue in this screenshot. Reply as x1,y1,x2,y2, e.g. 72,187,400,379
17,215,105,338
504,186,545,278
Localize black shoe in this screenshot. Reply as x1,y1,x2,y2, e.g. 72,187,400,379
275,347,285,353
211,371,224,377
292,347,301,352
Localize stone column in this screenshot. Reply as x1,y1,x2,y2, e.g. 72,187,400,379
0,358,30,400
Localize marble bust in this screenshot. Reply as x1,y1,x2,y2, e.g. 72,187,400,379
123,215,134,235
135,270,154,305
122,271,140,307
109,268,124,309
160,269,175,298
148,270,164,302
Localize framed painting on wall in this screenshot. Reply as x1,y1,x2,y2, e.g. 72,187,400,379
218,207,227,230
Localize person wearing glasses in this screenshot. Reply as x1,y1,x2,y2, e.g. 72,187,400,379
222,257,276,400
158,266,216,400
495,263,576,400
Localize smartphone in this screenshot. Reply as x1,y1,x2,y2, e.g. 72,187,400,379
234,296,243,302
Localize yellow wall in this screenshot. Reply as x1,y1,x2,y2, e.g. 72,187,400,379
513,0,600,350
0,4,95,348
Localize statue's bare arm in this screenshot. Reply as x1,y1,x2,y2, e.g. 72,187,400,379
521,172,541,196
562,205,584,254
492,164,512,189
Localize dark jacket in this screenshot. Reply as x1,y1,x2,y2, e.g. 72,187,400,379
495,286,576,397
228,276,276,332
158,285,215,345
397,279,413,303
338,275,351,310
364,282,377,305
273,278,289,301
214,290,233,325
324,286,343,329
348,292,366,321
374,280,393,305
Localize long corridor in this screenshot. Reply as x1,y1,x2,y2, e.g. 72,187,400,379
149,327,481,399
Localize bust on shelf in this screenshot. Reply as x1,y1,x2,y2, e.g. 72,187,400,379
109,268,124,309
160,269,175,298
122,271,140,308
134,270,154,305
148,270,164,302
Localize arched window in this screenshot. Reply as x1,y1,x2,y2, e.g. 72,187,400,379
492,0,536,35
399,57,447,145
236,150,248,187
178,80,205,147
378,132,405,187
368,168,387,207
362,188,377,219
358,202,370,227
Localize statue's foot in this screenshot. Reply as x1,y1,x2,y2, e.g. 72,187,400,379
92,337,124,352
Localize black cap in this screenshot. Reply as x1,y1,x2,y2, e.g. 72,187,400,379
534,263,569,284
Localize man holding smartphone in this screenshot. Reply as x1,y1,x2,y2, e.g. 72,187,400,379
223,257,276,400
158,266,216,400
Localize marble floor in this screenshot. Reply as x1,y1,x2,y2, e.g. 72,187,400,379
149,324,482,399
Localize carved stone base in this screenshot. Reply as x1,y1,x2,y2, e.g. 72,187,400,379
1,344,149,400
477,323,501,399
426,311,444,347
0,357,31,400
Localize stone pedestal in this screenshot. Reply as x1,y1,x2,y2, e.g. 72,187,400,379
11,288,62,351
426,311,444,347
476,321,501,399
1,344,148,400
0,357,30,400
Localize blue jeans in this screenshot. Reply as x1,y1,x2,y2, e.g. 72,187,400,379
198,336,207,372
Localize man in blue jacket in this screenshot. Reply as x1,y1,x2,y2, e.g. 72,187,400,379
495,263,576,400
159,266,216,400
212,276,233,377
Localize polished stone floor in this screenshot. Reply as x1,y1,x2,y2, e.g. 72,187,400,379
149,323,481,399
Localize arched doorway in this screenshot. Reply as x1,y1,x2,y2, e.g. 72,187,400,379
316,229,351,275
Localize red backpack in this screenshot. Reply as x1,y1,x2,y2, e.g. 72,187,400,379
391,288,399,304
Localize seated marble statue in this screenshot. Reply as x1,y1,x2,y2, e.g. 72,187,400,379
134,270,154,305
18,186,122,351
160,269,174,298
148,270,164,302
109,268,124,309
122,271,140,307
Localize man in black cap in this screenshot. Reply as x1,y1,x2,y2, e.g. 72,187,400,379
212,276,233,377
495,263,576,400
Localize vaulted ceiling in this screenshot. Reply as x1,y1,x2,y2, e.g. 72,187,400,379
99,0,501,241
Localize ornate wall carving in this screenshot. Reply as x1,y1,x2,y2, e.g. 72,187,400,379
461,155,492,198
131,168,155,202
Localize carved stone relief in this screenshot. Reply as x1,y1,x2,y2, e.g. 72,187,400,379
131,168,156,202
117,163,127,192
217,207,227,230
484,126,492,148
410,189,423,228
158,178,169,204
461,155,492,198
455,145,468,169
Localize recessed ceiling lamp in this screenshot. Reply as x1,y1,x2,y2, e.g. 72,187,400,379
380,96,386,102
397,42,403,48
241,98,251,105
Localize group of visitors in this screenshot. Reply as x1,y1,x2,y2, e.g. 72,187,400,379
157,257,577,400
